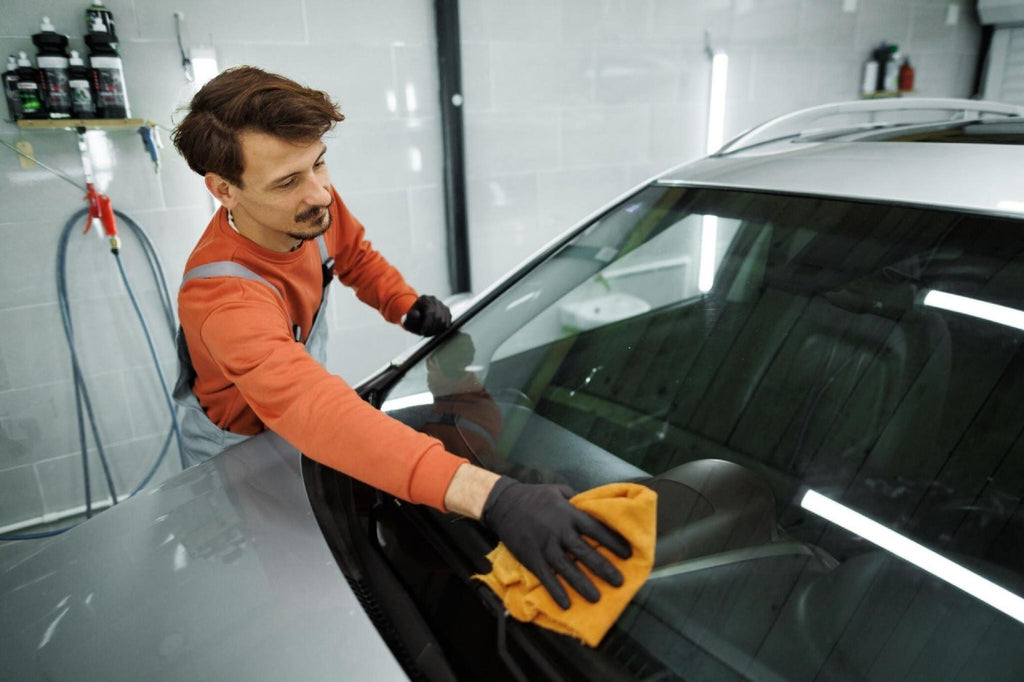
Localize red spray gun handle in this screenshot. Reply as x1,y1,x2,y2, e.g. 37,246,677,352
83,183,120,249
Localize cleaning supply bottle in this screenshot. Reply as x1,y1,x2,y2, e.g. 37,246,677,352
33,16,71,119
68,50,96,119
871,42,890,93
85,1,118,46
15,51,45,119
3,55,21,121
860,54,879,96
85,16,130,118
882,45,901,93
898,56,915,93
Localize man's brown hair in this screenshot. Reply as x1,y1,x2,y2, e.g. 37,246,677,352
172,66,344,187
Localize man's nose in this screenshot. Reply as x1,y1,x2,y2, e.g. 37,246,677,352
301,173,331,206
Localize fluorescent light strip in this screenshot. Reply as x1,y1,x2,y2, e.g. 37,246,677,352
380,391,434,412
800,489,1024,624
923,290,1024,332
698,215,718,293
706,52,729,154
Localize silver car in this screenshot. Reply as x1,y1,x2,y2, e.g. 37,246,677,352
4,98,1024,681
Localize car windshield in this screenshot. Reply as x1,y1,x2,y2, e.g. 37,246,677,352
381,185,1024,680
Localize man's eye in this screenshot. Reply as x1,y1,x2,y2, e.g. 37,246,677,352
277,178,297,189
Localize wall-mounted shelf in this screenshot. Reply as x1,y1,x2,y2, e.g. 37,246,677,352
17,118,146,131
860,91,917,99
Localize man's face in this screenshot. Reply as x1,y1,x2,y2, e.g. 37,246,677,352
214,130,333,252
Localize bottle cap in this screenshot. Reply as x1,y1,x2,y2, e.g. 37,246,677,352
40,16,56,32
69,49,84,66
17,51,31,67
90,16,106,33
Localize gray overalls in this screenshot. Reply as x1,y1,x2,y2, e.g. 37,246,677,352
172,235,334,468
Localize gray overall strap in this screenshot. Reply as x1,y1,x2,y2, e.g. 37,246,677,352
181,261,285,298
316,234,331,265
173,235,332,468
180,235,330,293
179,235,332,334
180,260,296,333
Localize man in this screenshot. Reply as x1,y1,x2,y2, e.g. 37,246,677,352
170,66,630,609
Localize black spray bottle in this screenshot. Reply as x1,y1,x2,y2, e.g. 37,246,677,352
85,16,130,118
68,50,96,119
3,55,21,121
33,16,71,119
15,51,45,119
86,1,118,44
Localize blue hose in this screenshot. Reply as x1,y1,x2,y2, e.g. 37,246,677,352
0,208,183,541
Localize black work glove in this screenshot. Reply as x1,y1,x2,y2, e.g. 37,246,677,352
403,295,452,336
480,477,632,610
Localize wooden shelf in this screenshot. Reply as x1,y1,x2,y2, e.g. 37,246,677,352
860,91,917,99
17,118,146,130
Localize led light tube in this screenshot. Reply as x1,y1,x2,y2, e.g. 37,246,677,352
706,53,729,154
381,391,434,412
698,216,717,293
923,290,1024,332
800,489,1024,624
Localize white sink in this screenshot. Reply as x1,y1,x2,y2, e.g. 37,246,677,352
559,292,651,331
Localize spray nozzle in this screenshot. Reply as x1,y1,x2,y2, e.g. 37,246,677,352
83,183,118,244
138,124,161,173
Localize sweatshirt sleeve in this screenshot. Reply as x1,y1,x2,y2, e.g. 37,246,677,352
191,278,466,510
328,188,420,324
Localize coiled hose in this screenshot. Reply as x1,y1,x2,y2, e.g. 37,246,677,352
0,208,184,540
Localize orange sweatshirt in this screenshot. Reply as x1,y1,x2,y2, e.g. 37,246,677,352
177,187,466,511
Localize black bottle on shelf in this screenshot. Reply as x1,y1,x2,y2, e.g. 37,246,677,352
15,51,46,119
68,50,96,119
84,16,130,118
3,55,21,121
86,1,118,46
32,16,71,119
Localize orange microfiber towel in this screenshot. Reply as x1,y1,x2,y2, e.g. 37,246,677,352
474,482,657,647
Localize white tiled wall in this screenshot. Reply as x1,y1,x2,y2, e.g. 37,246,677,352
461,0,983,289
0,0,983,532
0,0,448,532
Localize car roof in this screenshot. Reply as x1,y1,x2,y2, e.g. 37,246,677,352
657,98,1024,218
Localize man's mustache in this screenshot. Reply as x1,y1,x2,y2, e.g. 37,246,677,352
296,203,330,223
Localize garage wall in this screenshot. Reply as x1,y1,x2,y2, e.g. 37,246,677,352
0,0,982,533
0,0,448,532
460,0,984,290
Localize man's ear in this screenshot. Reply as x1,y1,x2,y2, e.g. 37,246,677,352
205,173,239,209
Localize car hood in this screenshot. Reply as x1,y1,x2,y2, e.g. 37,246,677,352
0,432,408,681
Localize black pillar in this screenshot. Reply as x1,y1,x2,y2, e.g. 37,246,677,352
434,0,471,294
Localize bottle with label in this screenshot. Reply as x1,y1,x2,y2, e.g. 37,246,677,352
15,51,46,119
898,57,915,93
860,56,879,96
86,1,118,46
85,16,130,118
882,45,901,93
33,16,71,119
3,55,21,121
871,42,890,93
68,50,96,119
